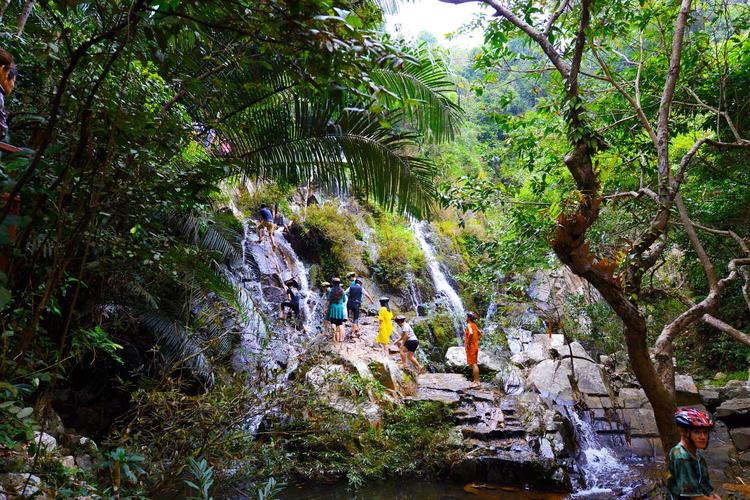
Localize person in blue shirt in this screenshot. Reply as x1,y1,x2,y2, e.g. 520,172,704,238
257,204,276,250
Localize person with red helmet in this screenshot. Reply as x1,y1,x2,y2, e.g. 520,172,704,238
666,407,720,500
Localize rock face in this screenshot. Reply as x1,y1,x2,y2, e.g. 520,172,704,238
716,398,750,427
444,346,505,373
0,473,41,497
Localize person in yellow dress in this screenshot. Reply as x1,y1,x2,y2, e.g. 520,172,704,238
376,297,393,357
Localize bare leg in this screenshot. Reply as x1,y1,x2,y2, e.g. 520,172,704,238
399,347,407,367
408,352,423,373
338,324,345,342
269,225,276,250
470,364,480,387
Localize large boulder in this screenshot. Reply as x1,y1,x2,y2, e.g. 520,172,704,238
716,398,750,427
619,388,649,409
720,380,750,400
511,342,550,367
445,346,504,373
0,473,41,497
675,374,701,405
551,341,594,362
699,388,721,410
527,359,575,405
730,427,750,452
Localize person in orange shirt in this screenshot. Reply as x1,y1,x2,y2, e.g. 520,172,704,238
464,311,480,388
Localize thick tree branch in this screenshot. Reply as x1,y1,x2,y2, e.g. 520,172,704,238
543,0,570,36
702,314,750,347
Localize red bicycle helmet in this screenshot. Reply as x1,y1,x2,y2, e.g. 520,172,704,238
675,408,714,428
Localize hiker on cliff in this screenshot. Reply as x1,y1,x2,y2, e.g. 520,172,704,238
347,277,373,339
394,315,423,373
376,297,393,357
464,311,480,388
346,271,356,286
257,204,276,250
273,204,289,234
326,278,347,343
667,408,720,500
0,48,17,142
279,283,301,324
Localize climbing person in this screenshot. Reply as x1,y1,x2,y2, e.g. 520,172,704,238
376,297,393,357
394,315,423,373
279,283,301,324
464,311,480,388
257,203,276,250
666,408,721,500
320,281,332,337
273,204,289,233
347,277,374,339
346,272,356,286
326,278,347,343
0,48,17,142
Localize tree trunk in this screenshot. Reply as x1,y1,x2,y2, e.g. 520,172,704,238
16,0,35,36
0,0,11,21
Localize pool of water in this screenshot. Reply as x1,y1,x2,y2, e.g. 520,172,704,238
281,481,569,500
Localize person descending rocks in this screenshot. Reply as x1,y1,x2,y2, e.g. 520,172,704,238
464,311,480,388
347,277,373,340
0,48,17,142
273,204,289,233
257,203,276,250
320,281,332,337
279,282,301,325
394,315,423,374
666,408,721,500
376,297,393,357
326,278,347,343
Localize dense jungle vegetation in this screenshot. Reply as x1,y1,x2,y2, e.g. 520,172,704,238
0,0,749,497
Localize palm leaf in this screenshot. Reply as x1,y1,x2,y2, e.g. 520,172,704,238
140,311,214,380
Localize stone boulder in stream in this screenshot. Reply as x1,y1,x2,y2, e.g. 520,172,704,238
444,346,504,373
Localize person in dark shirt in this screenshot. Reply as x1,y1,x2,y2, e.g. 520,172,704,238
0,48,17,142
347,277,373,339
279,285,300,322
257,203,276,250
273,204,289,233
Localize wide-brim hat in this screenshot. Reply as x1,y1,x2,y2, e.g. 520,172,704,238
395,315,406,322
346,272,356,278
331,277,341,283
379,296,390,303
321,281,330,287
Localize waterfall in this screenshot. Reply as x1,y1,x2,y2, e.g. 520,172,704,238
569,411,635,498
411,221,466,334
404,270,422,312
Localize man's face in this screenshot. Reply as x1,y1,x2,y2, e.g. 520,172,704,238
689,428,710,449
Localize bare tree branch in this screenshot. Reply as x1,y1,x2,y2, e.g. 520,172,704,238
543,0,570,36
702,314,750,347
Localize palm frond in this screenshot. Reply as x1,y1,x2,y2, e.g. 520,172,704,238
371,50,462,142
169,213,241,263
140,311,214,380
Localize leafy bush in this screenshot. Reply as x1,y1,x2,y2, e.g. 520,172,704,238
413,313,457,359
288,203,364,280
370,213,426,291
234,182,295,219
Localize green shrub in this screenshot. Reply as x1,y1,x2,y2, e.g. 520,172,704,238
370,213,426,291
707,370,748,387
234,182,295,218
414,313,457,359
288,203,364,279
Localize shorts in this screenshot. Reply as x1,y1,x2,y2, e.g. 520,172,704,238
404,340,419,353
281,301,299,316
259,220,274,233
347,302,361,323
330,317,345,326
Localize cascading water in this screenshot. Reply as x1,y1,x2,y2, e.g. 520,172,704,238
412,221,466,335
569,411,638,498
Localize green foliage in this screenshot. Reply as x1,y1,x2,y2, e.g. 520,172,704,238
290,203,363,279
70,326,124,365
414,313,457,359
186,457,214,500
102,447,146,493
234,183,296,219
0,381,37,449
707,370,749,388
273,397,460,486
370,212,426,291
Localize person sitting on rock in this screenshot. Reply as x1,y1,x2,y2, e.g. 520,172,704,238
376,297,393,357
394,315,423,374
667,408,720,500
347,277,373,340
326,278,347,343
257,203,275,250
464,311,480,388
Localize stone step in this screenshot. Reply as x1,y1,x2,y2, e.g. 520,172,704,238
461,425,527,441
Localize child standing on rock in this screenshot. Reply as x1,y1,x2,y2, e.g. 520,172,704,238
376,297,392,357
394,315,423,373
464,311,480,388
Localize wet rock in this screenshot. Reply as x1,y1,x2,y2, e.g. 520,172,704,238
716,398,750,426
0,473,41,497
730,427,750,451
416,304,429,316
451,448,570,491
675,374,701,405
444,346,504,373
32,431,57,453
